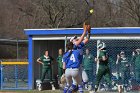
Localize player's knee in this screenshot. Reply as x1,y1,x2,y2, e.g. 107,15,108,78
82,78,88,83
82,72,88,82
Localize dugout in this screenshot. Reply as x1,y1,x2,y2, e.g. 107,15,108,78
24,27,140,89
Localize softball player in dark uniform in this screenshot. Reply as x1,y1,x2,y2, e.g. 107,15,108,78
94,42,111,93
37,50,54,82
57,49,63,77
83,48,94,90
116,51,130,92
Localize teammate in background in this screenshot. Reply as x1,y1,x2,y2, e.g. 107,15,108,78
94,42,112,93
57,49,63,79
63,42,83,93
82,48,94,90
37,50,54,83
116,51,130,93
131,49,140,85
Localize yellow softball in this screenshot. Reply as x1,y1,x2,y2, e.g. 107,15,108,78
89,9,94,14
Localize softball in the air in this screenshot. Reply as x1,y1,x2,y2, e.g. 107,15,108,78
89,9,94,14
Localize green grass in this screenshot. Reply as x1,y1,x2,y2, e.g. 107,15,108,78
0,90,62,93
0,90,88,93
0,90,140,93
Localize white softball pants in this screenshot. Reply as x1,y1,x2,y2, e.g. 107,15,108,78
65,68,82,86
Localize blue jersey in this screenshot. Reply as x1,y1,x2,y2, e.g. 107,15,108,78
73,42,85,53
63,50,81,68
73,42,85,63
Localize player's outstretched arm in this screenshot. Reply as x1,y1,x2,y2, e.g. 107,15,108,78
82,25,91,44
74,23,87,46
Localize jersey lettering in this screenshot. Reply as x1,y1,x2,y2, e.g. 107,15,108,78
70,54,76,62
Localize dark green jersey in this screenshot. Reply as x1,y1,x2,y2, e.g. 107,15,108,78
40,55,53,67
99,50,108,65
57,55,63,68
118,57,129,72
83,54,94,70
135,55,140,69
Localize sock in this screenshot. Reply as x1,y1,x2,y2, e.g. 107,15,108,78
68,84,77,93
64,85,70,93
78,85,83,93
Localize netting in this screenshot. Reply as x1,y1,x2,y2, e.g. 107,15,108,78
82,39,140,91
0,60,28,89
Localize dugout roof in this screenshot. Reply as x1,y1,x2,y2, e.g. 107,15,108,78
25,27,140,35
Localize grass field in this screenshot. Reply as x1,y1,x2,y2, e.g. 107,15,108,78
0,90,140,93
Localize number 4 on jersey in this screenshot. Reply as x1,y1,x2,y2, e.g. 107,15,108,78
70,54,76,62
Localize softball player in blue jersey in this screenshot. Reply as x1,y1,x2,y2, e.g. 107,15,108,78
63,42,83,93
62,24,91,93
70,25,91,85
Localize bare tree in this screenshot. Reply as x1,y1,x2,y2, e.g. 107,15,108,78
15,0,91,28
0,0,140,40
109,0,140,26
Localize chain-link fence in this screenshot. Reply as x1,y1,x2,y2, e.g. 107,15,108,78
0,39,28,90
1,62,28,89
82,39,140,92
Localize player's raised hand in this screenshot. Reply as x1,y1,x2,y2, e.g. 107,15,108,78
87,25,91,34
83,22,91,33
83,23,87,32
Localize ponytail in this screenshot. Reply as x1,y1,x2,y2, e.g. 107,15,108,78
66,41,74,58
